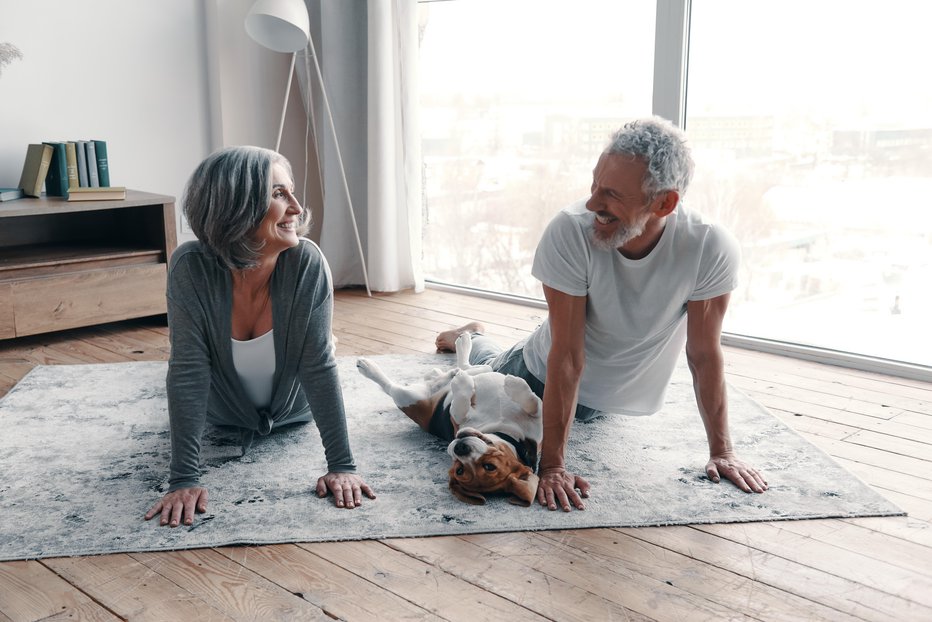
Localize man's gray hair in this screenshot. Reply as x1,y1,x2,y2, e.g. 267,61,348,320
182,145,310,270
607,117,695,200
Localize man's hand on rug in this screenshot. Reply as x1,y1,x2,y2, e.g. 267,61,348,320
536,467,589,511
144,487,209,527
706,453,768,493
316,472,376,509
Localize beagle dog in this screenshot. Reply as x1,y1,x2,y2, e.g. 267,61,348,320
356,333,542,506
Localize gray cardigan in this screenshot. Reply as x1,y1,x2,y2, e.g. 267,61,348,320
165,239,355,491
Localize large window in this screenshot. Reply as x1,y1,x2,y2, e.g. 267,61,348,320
687,1,932,366
418,0,656,298
418,1,932,369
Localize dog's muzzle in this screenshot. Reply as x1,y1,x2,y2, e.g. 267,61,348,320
448,429,491,462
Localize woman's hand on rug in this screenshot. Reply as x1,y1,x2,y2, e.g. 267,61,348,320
536,467,589,512
706,453,768,493
144,487,209,527
316,472,376,509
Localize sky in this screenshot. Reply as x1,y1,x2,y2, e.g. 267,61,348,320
420,0,932,125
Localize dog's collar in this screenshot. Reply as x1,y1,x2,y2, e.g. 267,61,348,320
495,432,534,470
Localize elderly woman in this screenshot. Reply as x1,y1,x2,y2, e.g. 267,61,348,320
145,146,374,528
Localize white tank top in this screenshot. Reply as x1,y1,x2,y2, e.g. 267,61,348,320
231,329,276,409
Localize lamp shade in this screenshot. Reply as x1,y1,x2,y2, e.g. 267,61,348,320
245,0,310,53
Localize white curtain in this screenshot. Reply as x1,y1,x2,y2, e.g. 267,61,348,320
296,0,423,293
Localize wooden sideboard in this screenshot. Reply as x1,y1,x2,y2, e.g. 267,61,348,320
0,190,177,339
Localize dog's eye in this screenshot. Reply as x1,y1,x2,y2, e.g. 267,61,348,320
456,466,464,476
482,463,497,472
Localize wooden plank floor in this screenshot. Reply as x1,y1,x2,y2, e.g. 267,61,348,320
1,288,930,621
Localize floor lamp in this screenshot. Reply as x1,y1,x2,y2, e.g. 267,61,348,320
245,0,371,296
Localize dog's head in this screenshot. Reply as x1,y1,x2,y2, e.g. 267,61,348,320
447,428,539,506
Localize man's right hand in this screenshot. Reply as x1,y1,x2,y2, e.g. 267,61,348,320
536,467,590,511
144,486,209,527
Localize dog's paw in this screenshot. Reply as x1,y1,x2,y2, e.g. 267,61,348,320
356,358,377,379
503,375,541,416
454,332,473,369
451,369,476,395
455,331,471,351
503,374,531,399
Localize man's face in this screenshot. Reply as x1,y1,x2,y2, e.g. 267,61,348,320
585,153,656,251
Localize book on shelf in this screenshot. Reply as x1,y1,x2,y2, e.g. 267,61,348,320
42,141,69,198
18,143,53,197
66,186,126,202
92,139,110,187
75,140,89,187
85,141,99,187
65,142,79,190
0,187,25,202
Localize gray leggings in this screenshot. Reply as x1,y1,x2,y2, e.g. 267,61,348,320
468,334,601,422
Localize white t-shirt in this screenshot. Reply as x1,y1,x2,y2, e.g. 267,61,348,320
523,200,740,416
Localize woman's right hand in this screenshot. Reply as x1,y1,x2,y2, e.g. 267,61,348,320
144,487,209,527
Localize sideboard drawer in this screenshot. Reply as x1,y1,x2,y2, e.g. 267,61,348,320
10,264,167,337
0,283,13,339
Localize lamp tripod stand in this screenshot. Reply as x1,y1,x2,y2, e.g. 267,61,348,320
247,0,371,296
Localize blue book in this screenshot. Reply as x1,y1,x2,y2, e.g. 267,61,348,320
85,141,99,188
0,187,25,201
75,140,89,187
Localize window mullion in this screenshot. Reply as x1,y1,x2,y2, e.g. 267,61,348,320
652,0,691,127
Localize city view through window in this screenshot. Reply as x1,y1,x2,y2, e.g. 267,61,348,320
418,1,932,368
686,1,932,366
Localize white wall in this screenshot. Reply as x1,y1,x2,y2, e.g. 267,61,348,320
0,0,316,242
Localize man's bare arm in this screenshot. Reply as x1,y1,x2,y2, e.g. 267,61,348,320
537,284,590,510
686,293,767,493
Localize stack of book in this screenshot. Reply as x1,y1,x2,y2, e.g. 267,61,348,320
17,140,125,202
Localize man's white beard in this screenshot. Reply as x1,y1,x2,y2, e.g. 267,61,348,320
590,218,647,251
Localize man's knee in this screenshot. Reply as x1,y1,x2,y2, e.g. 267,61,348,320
466,333,502,367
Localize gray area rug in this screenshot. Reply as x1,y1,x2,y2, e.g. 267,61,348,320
0,355,903,561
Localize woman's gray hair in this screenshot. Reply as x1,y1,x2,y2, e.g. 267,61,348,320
607,117,695,200
182,145,310,270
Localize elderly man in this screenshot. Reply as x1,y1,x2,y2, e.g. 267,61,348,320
436,117,768,512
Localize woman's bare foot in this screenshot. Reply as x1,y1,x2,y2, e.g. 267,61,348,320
435,321,485,352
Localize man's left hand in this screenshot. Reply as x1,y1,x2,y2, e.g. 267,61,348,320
316,472,376,508
706,453,768,493
536,467,590,511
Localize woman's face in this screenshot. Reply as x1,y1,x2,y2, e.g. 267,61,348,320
254,163,303,257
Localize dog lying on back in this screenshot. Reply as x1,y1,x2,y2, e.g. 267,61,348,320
356,333,542,505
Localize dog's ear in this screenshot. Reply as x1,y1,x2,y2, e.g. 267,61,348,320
505,469,539,507
449,479,486,505
522,439,539,472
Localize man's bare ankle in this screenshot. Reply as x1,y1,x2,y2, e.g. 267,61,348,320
435,321,485,352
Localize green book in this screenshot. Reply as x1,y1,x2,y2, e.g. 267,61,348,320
18,143,53,197
92,139,110,187
42,142,69,198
